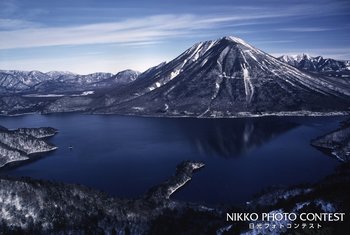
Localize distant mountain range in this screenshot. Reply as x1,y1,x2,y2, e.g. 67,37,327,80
0,69,140,95
277,54,350,77
1,36,350,117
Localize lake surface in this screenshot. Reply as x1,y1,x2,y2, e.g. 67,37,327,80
0,114,343,205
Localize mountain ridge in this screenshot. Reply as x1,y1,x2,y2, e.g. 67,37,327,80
93,36,350,117
0,69,140,94
277,54,350,78
1,36,350,117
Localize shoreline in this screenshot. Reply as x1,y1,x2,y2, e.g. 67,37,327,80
0,110,349,119
0,126,59,170
0,147,58,170
92,110,349,119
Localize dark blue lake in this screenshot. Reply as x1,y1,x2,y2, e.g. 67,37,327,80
0,114,343,205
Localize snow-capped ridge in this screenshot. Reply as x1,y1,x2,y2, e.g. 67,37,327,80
46,71,77,77
278,54,350,73
0,69,141,94
99,35,350,117
223,36,257,51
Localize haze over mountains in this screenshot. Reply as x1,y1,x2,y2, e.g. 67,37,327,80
1,36,350,117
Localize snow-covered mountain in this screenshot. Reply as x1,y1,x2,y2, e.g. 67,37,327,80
0,69,140,94
84,69,140,90
0,70,52,93
96,36,350,117
45,71,77,79
278,54,350,75
2,36,350,116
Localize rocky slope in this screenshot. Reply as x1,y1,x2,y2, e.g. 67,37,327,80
0,126,57,168
96,36,350,117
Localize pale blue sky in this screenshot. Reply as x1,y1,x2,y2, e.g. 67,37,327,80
0,0,349,74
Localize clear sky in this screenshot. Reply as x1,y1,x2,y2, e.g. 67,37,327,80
0,0,349,74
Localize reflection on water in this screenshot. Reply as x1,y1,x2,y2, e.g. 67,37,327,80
176,118,298,158
0,114,342,204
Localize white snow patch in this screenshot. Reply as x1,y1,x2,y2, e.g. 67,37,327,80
242,64,254,102
216,225,232,235
226,36,257,51
211,76,223,100
164,85,176,96
207,40,217,51
201,58,208,67
70,90,95,96
245,50,258,62
170,69,181,80
22,94,64,97
191,43,206,61
80,91,94,96
167,177,191,198
132,107,145,111
199,107,211,117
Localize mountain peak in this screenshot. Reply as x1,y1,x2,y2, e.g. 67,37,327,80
222,36,246,44
301,53,312,60
220,36,256,50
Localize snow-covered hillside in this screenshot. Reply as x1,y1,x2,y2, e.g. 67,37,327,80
0,126,57,168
